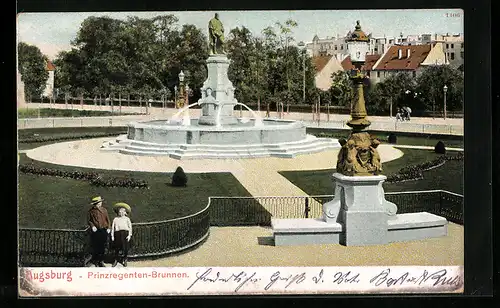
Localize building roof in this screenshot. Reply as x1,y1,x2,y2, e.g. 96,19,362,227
312,55,333,73
341,55,381,71
46,60,56,71
373,44,432,70
345,20,369,42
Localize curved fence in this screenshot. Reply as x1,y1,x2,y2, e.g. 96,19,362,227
19,190,462,267
19,203,211,267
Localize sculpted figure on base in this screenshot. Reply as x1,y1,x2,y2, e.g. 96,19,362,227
208,13,225,55
336,132,382,176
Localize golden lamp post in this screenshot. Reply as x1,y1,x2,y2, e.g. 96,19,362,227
177,70,185,109
336,21,382,176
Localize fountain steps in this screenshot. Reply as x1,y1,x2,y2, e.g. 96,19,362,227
101,135,339,159
111,134,321,150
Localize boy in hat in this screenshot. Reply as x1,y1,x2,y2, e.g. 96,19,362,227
110,202,133,267
87,196,111,267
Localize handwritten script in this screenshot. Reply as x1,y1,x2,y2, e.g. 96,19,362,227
186,267,462,293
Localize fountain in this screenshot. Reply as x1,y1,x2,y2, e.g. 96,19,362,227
101,14,339,159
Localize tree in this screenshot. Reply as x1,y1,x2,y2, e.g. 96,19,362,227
18,42,49,100
329,71,353,107
416,65,464,113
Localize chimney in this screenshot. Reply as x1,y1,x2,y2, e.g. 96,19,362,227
398,49,402,59
407,49,411,58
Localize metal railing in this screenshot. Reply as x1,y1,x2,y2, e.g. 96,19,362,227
18,190,462,267
208,190,463,226
208,195,333,226
19,203,211,267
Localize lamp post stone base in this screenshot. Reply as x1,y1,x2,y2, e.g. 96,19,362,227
323,173,397,246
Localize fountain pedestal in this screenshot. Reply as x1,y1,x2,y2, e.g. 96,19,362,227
198,54,238,126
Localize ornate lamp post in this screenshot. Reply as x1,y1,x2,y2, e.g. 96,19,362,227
321,21,399,247
178,71,185,109
443,84,448,120
297,41,306,104
336,20,381,176
174,85,178,108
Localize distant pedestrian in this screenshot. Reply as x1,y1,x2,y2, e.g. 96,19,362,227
395,108,402,121
111,203,133,267
87,196,111,267
404,106,412,121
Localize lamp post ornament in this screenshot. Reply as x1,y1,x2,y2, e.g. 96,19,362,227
336,20,382,176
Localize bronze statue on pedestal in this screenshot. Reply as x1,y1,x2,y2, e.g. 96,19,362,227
208,13,225,55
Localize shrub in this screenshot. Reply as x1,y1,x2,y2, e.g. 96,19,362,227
388,133,397,144
19,132,127,143
171,166,188,187
434,141,446,154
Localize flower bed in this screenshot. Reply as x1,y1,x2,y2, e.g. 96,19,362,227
387,152,464,183
19,163,148,189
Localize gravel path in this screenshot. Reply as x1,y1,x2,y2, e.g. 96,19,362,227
129,224,463,267
25,138,403,199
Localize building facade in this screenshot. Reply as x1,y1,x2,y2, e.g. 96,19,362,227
43,60,56,98
368,43,448,84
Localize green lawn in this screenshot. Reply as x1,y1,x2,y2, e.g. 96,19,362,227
18,154,251,229
18,108,141,118
279,148,463,196
307,128,464,148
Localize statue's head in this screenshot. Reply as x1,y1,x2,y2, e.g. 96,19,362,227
215,13,219,19
206,87,213,96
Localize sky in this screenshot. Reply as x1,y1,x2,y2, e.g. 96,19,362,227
17,9,464,60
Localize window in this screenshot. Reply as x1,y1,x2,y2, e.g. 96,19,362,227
460,51,464,58
341,45,344,50
446,44,449,49
374,47,378,52
451,52,455,60
451,44,454,49
389,40,393,44
377,71,380,78
461,43,464,48
335,45,338,50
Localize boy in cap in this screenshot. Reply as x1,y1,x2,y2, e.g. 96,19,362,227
87,196,111,267
110,203,133,267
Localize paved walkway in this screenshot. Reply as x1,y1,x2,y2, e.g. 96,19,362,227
19,103,463,135
25,138,403,196
129,224,463,267
24,137,403,214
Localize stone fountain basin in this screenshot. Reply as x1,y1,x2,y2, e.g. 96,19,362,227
127,118,306,145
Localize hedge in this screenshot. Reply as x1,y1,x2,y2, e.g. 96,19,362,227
19,132,126,144
19,163,148,189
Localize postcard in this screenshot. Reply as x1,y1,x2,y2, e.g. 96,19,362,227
17,9,464,296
